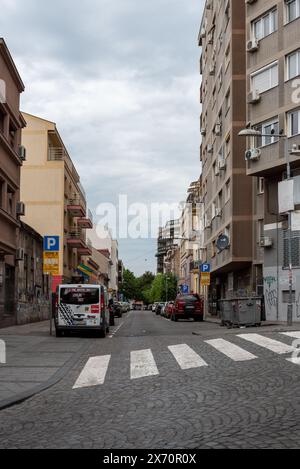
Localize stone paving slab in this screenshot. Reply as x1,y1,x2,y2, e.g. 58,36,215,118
0,321,91,410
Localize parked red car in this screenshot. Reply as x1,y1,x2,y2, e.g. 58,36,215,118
164,301,175,319
172,294,204,322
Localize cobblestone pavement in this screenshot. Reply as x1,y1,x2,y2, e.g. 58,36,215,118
0,311,300,449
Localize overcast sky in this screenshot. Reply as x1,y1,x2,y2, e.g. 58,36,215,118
0,0,204,276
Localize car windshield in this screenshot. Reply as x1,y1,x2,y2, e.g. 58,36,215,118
178,295,200,302
60,288,100,305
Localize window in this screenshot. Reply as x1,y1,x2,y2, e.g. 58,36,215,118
251,62,278,94
288,108,300,136
225,45,230,71
257,118,279,147
286,0,300,23
225,90,230,114
7,187,14,216
225,226,230,244
286,49,300,80
253,9,277,40
225,179,231,203
257,220,264,241
257,177,264,194
283,230,300,268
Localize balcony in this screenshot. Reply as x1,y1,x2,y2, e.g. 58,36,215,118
77,238,92,256
67,198,86,218
67,228,86,249
77,209,93,229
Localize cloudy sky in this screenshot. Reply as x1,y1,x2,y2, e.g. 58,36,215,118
0,0,204,276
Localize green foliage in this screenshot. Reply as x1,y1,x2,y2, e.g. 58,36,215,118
149,273,178,303
119,270,155,303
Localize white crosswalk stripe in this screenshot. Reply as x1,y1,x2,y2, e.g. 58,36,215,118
168,344,208,369
280,331,300,339
238,333,297,355
73,355,111,389
205,338,257,362
130,349,159,380
72,333,300,389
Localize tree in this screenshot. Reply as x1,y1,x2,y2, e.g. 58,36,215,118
119,269,138,301
148,273,178,303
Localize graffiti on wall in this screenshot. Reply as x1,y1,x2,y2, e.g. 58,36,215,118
264,276,278,318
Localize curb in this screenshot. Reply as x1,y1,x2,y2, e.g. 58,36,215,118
0,340,91,411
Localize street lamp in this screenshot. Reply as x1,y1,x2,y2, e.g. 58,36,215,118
238,127,300,326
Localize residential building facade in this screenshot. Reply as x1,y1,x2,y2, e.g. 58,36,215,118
245,0,300,321
20,112,93,291
199,0,254,313
17,222,51,324
0,38,26,327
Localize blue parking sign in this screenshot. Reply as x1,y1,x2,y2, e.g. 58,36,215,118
201,263,211,273
44,236,60,252
181,284,189,294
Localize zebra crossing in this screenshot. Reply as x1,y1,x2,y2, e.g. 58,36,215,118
72,332,300,390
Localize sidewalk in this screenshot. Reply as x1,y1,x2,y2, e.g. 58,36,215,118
0,321,89,410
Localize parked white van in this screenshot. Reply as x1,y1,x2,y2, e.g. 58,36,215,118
55,284,110,338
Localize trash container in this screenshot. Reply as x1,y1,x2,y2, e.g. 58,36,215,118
232,297,262,327
219,299,235,326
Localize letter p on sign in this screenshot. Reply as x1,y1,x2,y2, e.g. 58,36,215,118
44,236,60,252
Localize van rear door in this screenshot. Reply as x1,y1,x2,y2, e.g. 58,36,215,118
58,287,101,328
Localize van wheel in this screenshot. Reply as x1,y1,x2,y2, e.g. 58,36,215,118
56,329,63,337
99,327,106,338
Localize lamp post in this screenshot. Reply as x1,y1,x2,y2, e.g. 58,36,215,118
239,128,300,326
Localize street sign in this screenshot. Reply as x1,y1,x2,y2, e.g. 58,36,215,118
201,263,211,273
201,272,211,286
44,236,60,252
181,284,189,294
43,252,60,275
216,234,230,252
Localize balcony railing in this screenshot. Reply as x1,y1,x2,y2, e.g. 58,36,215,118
48,147,67,161
68,228,84,240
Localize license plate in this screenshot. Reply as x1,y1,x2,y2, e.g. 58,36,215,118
186,306,195,310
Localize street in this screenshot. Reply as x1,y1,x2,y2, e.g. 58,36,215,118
0,311,300,449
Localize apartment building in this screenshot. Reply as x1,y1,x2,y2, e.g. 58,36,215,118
199,0,254,311
20,112,93,291
0,38,26,327
156,219,180,276
245,0,300,321
179,180,204,294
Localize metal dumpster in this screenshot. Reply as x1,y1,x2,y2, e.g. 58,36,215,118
219,299,235,326
219,297,263,328
231,297,262,327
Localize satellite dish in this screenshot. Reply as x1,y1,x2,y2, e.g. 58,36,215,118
216,234,230,252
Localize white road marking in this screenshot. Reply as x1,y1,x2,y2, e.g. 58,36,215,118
205,338,257,362
130,349,159,380
168,344,208,370
109,321,124,338
286,357,300,365
238,334,297,355
280,331,300,339
73,355,111,389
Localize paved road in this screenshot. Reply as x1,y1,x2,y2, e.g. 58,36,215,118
0,311,300,448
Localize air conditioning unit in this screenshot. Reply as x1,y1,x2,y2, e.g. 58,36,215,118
18,145,26,161
206,0,212,9
214,123,222,136
246,0,257,4
248,90,261,104
16,248,25,261
208,33,213,45
205,219,212,229
260,237,273,248
209,64,215,76
201,127,206,136
215,165,220,176
216,208,222,218
16,202,25,216
218,157,226,170
207,144,213,153
247,38,259,52
245,148,261,161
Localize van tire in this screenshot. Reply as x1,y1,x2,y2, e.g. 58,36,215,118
55,329,63,337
